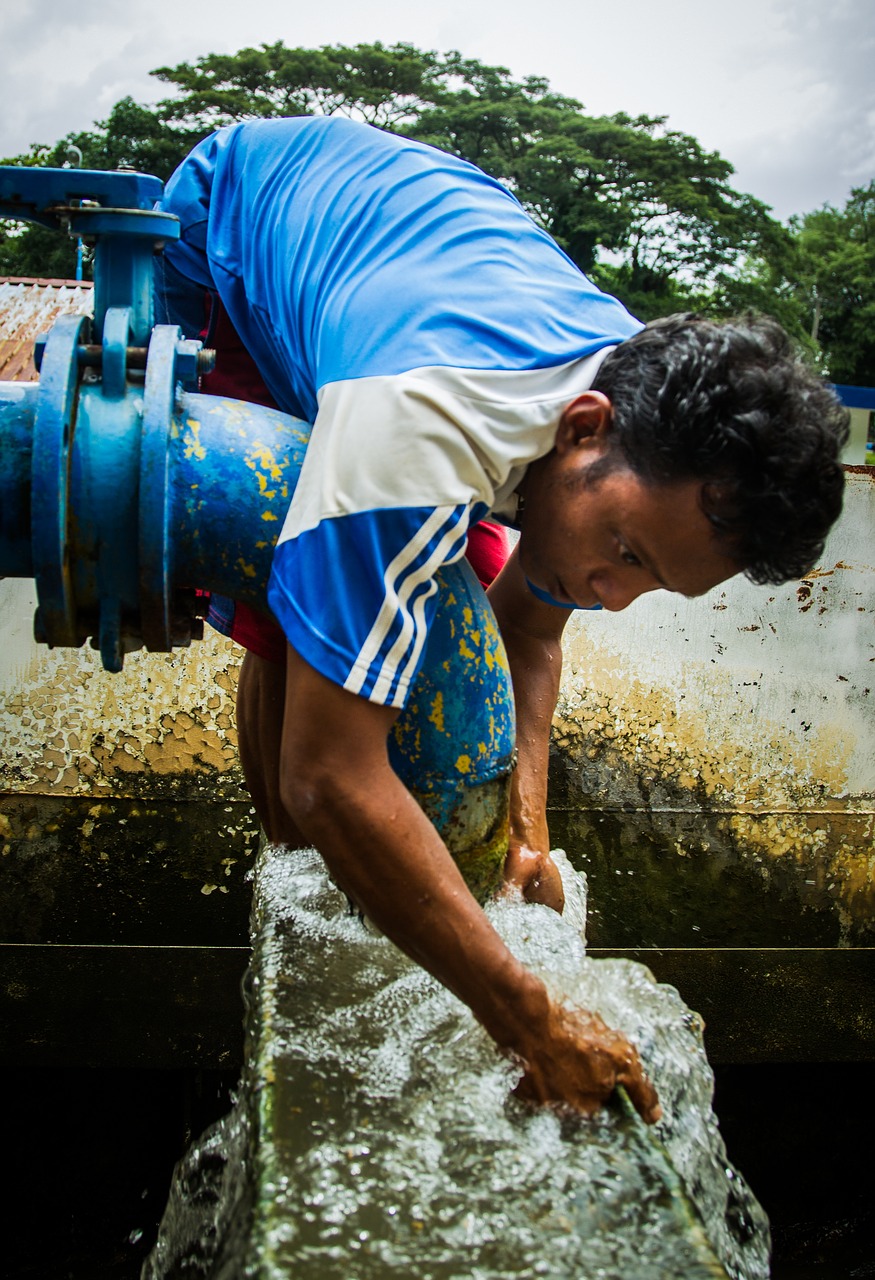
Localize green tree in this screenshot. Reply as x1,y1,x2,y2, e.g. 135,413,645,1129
0,219,80,280
152,41,449,132
0,38,784,316
788,181,875,384
705,219,815,346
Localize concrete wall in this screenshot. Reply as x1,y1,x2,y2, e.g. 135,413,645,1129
0,582,255,1068
549,468,873,951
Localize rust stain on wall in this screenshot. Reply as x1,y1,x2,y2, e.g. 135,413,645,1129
1,622,246,799
554,657,858,811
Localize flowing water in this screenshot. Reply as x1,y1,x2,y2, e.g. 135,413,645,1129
145,848,770,1280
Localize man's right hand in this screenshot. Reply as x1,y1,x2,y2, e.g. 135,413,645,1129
509,997,662,1124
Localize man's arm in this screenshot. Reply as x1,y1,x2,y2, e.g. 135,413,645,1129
488,544,573,909
278,642,660,1121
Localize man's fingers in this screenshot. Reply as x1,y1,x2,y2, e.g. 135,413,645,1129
512,1069,604,1116
617,1059,662,1125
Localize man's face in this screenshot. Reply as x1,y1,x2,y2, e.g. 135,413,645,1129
517,395,740,612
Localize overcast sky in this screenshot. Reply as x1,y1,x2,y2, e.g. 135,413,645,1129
1,0,872,223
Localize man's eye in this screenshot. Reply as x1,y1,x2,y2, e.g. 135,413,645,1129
619,545,641,567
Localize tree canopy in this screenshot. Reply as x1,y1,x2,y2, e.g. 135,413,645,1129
1,40,871,382
787,181,875,385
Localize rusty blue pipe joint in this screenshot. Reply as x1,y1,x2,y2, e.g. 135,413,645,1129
6,313,210,672
0,164,211,670
0,165,177,346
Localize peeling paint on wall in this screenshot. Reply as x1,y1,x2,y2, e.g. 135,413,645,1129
0,580,246,799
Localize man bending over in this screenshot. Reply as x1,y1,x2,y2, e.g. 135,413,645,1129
156,116,847,1122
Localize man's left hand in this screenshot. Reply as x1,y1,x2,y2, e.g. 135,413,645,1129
503,842,566,912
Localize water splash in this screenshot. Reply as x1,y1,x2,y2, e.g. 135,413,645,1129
145,847,769,1280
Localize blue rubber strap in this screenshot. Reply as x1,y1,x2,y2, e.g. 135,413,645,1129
525,577,602,611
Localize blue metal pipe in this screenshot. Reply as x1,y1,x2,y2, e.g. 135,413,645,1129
0,381,37,577
163,391,312,607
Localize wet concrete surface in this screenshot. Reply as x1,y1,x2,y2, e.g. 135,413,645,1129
3,1061,872,1278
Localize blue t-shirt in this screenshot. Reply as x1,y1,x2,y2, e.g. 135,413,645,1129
160,116,642,706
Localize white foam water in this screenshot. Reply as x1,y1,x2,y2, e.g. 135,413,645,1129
145,847,770,1280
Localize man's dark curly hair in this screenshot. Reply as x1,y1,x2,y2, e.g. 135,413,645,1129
591,314,849,584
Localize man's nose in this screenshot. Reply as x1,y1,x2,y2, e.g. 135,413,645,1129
598,572,661,612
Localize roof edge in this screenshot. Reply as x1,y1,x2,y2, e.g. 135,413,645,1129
0,276,94,288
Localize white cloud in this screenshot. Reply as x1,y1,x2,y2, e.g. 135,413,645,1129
0,0,871,218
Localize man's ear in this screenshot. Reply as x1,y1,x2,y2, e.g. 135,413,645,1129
554,391,613,456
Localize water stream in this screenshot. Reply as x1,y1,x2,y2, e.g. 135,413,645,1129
145,848,770,1279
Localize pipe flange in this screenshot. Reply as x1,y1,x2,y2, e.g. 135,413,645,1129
30,311,89,647
139,324,179,650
